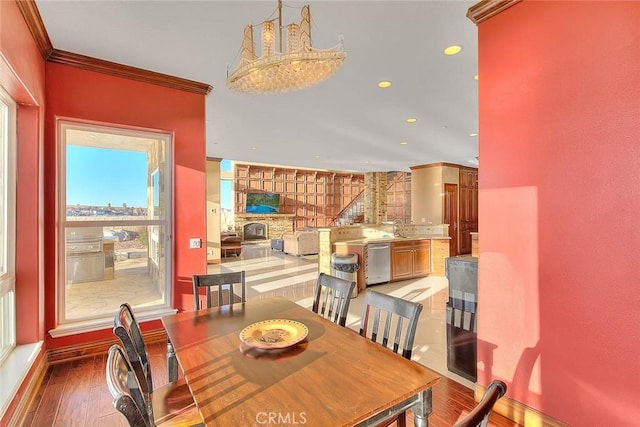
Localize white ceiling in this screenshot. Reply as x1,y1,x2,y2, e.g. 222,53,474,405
36,0,479,173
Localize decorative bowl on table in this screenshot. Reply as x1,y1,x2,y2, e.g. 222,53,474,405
239,319,308,350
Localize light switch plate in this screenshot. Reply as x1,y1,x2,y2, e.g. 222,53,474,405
189,238,201,249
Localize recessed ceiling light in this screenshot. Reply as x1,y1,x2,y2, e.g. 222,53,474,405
474,75,479,81
406,118,417,124
315,155,320,158
364,161,370,164
469,133,478,137
377,81,392,88
250,146,257,150
400,141,408,145
444,45,463,56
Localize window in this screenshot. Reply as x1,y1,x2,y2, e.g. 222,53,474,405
220,159,234,231
55,121,172,333
0,87,16,365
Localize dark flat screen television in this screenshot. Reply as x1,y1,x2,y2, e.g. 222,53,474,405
246,192,280,214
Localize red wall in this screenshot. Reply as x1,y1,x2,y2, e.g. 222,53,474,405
44,64,208,348
0,1,46,344
477,1,640,425
0,1,46,424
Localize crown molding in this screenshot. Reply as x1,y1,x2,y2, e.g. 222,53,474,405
467,0,522,25
16,0,212,95
410,162,464,170
48,50,213,95
16,0,54,59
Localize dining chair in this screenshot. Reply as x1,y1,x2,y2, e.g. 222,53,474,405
113,303,196,418
454,380,507,427
106,344,203,427
113,302,154,394
359,289,423,427
311,272,356,326
192,271,246,310
167,271,247,382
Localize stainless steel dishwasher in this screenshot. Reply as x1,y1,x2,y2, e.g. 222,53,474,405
367,243,390,285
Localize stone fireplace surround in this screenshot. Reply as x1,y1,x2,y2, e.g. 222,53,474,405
243,222,267,241
234,214,295,241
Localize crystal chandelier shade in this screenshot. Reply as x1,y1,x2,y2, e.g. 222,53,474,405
227,2,346,94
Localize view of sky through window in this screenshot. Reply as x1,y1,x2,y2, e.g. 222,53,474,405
66,145,147,208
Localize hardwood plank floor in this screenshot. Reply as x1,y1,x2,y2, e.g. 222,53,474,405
24,339,520,427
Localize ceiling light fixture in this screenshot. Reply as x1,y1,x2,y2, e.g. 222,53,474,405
406,118,417,123
400,141,408,145
378,81,392,88
227,0,346,94
443,45,463,56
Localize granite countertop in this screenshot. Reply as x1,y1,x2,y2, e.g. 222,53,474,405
335,235,450,245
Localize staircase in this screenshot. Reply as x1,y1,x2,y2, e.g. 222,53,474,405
331,191,364,226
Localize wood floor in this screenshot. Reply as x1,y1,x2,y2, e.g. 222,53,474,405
23,339,520,427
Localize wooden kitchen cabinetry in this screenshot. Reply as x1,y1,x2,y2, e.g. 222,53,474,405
391,240,430,281
459,167,478,255
430,238,450,276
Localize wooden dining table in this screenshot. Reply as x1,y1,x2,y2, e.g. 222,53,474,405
162,296,441,426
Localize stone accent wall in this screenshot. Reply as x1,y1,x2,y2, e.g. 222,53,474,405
364,172,388,224
234,214,295,240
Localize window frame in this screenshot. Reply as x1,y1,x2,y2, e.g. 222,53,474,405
51,120,175,337
0,86,17,366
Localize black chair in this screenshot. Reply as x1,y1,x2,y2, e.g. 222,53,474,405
113,302,153,394
113,303,198,423
359,289,423,427
106,344,202,427
166,271,248,382
311,272,356,327
454,380,508,427
192,271,246,310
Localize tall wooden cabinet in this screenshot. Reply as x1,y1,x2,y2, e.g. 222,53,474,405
410,163,478,256
459,167,478,255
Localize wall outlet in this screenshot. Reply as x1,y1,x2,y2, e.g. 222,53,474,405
189,238,202,249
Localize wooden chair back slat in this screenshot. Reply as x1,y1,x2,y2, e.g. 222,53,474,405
311,273,356,327
192,271,246,310
359,290,423,360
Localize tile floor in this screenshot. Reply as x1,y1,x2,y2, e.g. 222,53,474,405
211,242,475,389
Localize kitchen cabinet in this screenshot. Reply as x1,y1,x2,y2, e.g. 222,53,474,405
430,238,450,276
470,232,478,257
391,240,430,281
459,167,478,255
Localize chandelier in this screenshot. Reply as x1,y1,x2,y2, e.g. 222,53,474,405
227,1,346,94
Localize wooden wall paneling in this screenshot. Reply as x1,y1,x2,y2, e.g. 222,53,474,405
236,167,248,179
233,164,364,230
